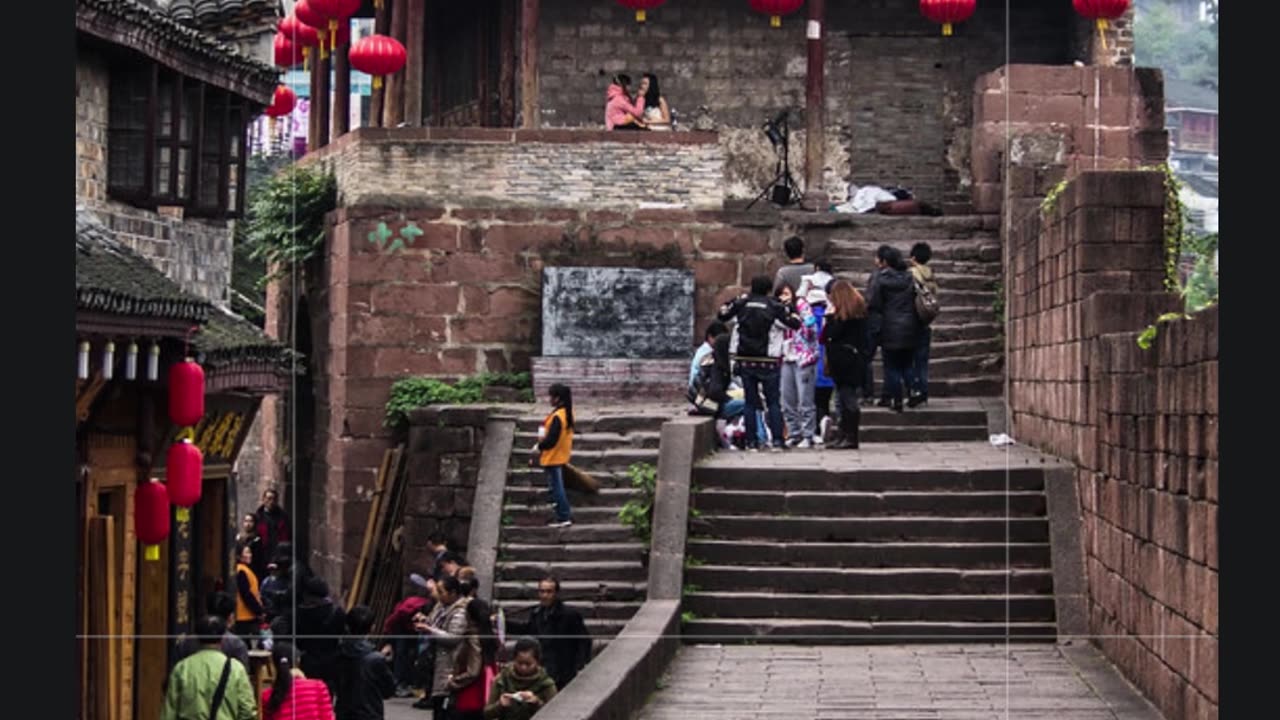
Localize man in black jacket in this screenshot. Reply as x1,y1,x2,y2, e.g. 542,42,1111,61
505,576,592,691
295,576,348,696
717,275,802,451
336,605,397,720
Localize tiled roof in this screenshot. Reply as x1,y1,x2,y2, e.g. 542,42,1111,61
76,208,213,324
168,0,280,29
194,306,300,371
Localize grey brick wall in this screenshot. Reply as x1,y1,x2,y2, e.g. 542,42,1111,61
77,50,236,308
536,0,1076,203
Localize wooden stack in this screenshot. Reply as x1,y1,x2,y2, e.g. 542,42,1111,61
346,445,411,628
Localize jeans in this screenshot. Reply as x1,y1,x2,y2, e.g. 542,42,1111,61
545,465,572,522
738,364,785,448
781,362,817,441
909,325,932,398
882,348,915,402
835,382,862,439
392,636,417,686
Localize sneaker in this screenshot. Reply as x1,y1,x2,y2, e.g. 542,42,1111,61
812,434,824,446
547,519,573,528
796,439,813,449
785,437,801,448
769,444,784,453
747,445,760,453
411,697,433,710
819,416,831,441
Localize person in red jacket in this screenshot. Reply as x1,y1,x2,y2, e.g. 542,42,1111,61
380,573,432,696
261,641,335,720
255,487,292,567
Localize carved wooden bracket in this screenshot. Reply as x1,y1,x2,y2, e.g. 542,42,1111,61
76,372,106,425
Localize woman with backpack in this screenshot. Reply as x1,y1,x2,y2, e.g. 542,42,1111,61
866,246,920,412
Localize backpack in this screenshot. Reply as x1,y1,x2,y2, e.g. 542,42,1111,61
913,275,940,324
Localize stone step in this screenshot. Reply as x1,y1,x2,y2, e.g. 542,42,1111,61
494,580,647,603
499,523,637,544
912,376,1003,398
514,414,672,435
504,486,639,508
507,468,635,489
691,490,1046,517
858,425,989,443
513,430,662,450
917,260,1002,277
930,336,1003,357
680,618,1056,644
685,566,1054,595
693,515,1049,543
915,305,999,324
930,322,1000,343
692,466,1046,493
821,216,1001,243
856,404,988,427
505,505,632,526
685,540,1052,568
494,601,641,621
499,560,647,583
937,288,998,306
509,448,659,473
903,353,1002,379
500,542,648,563
682,591,1056,622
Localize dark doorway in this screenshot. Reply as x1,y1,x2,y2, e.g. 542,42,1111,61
423,0,516,127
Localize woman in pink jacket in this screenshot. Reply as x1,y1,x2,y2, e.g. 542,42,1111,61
604,74,646,130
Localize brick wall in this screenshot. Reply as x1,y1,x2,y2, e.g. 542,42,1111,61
536,0,1075,203
970,64,1168,218
76,50,236,307
1007,171,1217,720
312,128,724,209
402,406,491,565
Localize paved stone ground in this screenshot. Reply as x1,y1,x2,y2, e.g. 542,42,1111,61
635,644,1165,720
700,440,1069,471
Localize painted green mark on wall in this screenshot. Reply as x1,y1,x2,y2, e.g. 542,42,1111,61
368,221,424,253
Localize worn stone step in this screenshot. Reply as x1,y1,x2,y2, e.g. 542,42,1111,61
507,468,635,489
504,485,638,508
685,566,1054,595
857,404,988,427
692,490,1046,517
822,216,1000,243
693,515,1049,543
500,542,647,563
685,540,1052,569
499,560,647,583
515,414,671,435
920,353,1003,377
929,322,1001,343
494,580,646,603
929,336,1003,357
495,601,641,621
858,425,989,442
915,304,999,324
510,448,659,473
683,591,1056,622
918,260,1002,276
513,430,662,450
499,523,637,544
505,505,632,526
914,376,1003,398
692,466,1046,493
936,288,997,305
680,618,1056,644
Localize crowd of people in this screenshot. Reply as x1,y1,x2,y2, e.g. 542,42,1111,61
689,235,940,450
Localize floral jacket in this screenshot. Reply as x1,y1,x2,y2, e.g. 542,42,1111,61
782,298,820,367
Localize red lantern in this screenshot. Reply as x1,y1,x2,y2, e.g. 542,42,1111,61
274,32,302,69
280,14,320,69
296,0,332,59
1073,0,1130,51
750,0,804,28
311,0,362,51
349,34,407,90
168,357,205,428
135,479,170,562
617,0,666,23
266,85,297,118
167,438,204,521
920,0,977,37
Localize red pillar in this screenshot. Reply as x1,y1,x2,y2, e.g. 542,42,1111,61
803,0,828,210
520,0,539,129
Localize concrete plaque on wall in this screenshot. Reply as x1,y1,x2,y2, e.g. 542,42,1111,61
541,267,694,358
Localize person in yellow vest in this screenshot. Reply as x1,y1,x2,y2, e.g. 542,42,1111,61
233,542,265,642
535,384,575,528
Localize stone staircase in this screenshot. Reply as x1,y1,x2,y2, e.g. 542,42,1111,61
823,215,1004,399
494,411,671,650
680,450,1058,643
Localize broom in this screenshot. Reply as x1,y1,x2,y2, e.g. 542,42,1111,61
563,463,600,494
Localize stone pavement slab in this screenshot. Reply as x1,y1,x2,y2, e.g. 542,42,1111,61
699,441,1071,472
632,644,1165,720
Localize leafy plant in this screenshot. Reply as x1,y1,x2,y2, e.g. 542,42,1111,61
384,372,533,430
680,611,698,624
243,164,337,283
682,583,701,595
1040,178,1070,215
683,556,705,568
617,462,658,547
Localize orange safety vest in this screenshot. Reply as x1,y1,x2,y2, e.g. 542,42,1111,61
538,407,573,468
235,562,260,622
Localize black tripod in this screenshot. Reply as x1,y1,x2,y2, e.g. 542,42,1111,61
747,111,802,210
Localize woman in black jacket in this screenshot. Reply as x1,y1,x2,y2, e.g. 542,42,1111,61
866,246,920,412
820,280,869,449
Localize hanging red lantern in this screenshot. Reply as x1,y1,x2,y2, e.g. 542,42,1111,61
1073,0,1130,52
280,14,320,70
349,34,407,90
331,20,353,52
296,0,332,59
274,32,302,69
617,0,666,23
135,479,171,562
749,0,804,28
266,85,297,118
311,0,362,51
920,0,977,37
167,438,204,521
168,357,205,428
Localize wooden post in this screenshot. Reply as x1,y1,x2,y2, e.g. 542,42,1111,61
499,0,517,126
308,56,320,151
369,0,391,127
519,0,539,129
384,0,408,127
334,40,350,136
317,53,331,147
803,0,827,210
405,0,426,126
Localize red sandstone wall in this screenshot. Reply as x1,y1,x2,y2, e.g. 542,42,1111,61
1008,171,1217,720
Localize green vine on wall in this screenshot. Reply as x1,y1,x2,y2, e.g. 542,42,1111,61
1147,162,1188,292
244,164,338,284
384,372,533,431
1039,178,1070,215
618,462,658,547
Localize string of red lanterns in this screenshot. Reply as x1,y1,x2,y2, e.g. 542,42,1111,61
749,0,805,28
135,479,170,562
920,0,977,37
311,0,363,52
279,14,320,70
1073,0,1130,52
167,355,206,522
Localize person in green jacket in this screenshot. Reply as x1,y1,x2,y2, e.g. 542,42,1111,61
484,637,558,720
161,615,259,720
